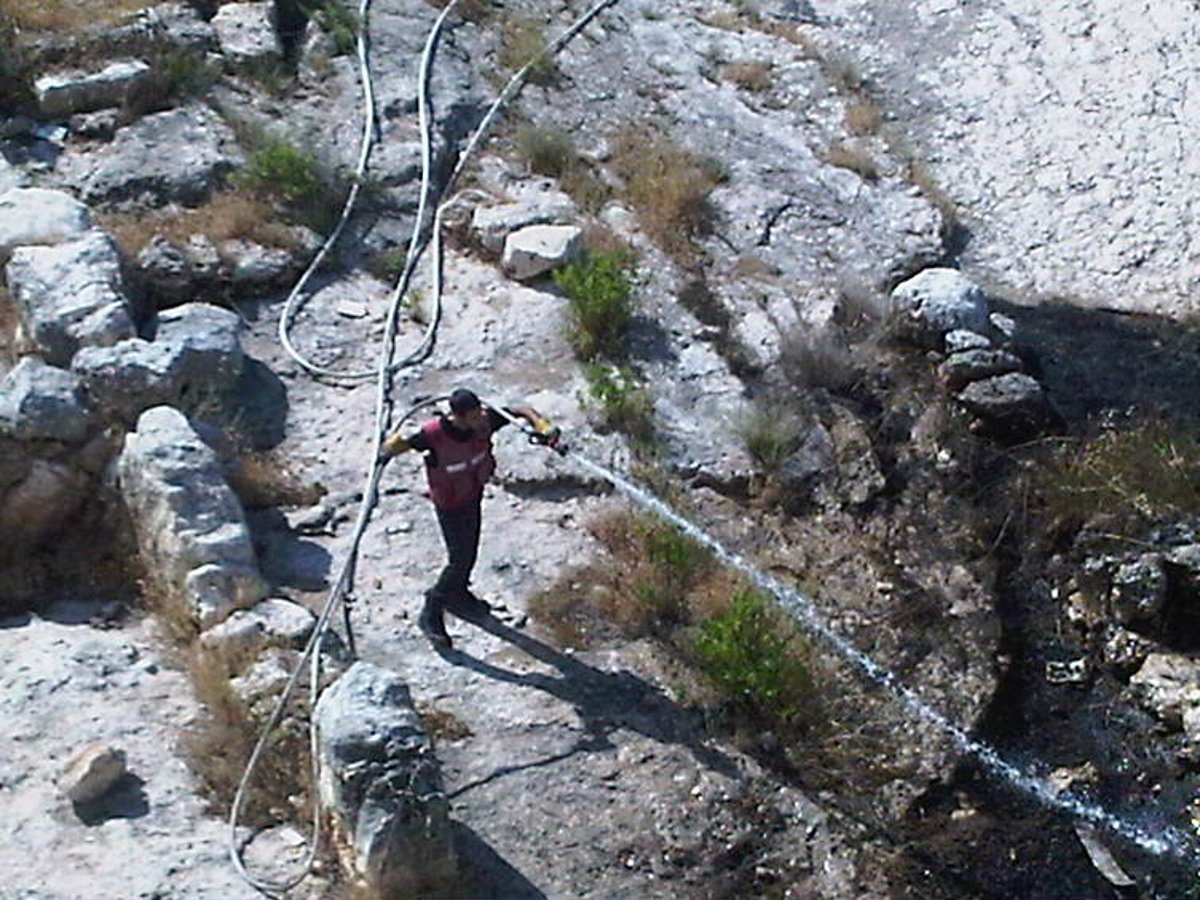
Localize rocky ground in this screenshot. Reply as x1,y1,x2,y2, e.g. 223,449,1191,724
3,1,1200,899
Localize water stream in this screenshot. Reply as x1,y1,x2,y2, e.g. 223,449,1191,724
567,451,1199,870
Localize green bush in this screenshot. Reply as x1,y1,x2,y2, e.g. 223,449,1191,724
584,364,654,443
235,140,320,206
301,0,359,55
693,588,817,728
555,251,633,361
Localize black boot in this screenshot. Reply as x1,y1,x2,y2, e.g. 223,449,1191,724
418,595,452,650
445,589,491,623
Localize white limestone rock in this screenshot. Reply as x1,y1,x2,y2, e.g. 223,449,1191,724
35,60,153,117
502,224,584,281
59,742,127,805
0,188,93,265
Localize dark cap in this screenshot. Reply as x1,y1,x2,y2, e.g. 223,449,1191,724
449,388,482,414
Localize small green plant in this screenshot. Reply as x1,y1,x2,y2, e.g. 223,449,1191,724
585,364,654,444
738,406,804,472
693,588,817,729
235,139,321,207
301,0,359,55
554,250,633,361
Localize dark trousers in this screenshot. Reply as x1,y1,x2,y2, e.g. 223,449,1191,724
423,497,482,627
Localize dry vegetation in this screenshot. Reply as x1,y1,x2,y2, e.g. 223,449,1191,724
721,60,774,92
98,191,299,258
609,126,723,265
0,0,155,31
181,647,314,827
0,283,19,368
226,449,327,510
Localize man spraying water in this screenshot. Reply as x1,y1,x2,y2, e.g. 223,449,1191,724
378,388,562,650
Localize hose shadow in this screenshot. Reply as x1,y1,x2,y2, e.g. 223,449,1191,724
434,614,740,782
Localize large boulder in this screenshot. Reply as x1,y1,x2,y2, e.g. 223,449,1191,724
0,188,93,265
890,268,990,348
34,60,154,117
5,230,136,365
118,405,266,628
53,105,244,208
211,2,282,63
0,357,96,444
73,302,246,422
314,662,457,899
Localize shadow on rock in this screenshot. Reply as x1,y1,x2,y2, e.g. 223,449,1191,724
436,615,740,784
451,822,548,900
994,298,1200,428
73,773,150,825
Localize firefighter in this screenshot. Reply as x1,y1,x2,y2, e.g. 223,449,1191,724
379,388,561,649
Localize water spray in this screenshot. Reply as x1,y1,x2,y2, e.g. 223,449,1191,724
561,449,1200,870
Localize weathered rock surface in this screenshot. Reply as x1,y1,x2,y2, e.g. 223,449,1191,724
0,187,93,264
117,405,266,627
73,301,245,422
34,60,153,117
891,267,990,348
501,223,583,281
819,0,1200,318
52,105,243,208
211,2,282,64
0,356,96,444
59,742,128,805
5,230,135,366
314,661,457,899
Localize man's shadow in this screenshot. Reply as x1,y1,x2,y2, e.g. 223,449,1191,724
430,613,741,796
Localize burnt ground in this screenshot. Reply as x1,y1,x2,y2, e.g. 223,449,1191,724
890,301,1200,899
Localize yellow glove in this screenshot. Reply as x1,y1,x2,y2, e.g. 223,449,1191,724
379,431,411,461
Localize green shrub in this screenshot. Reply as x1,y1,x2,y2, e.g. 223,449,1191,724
585,364,654,444
235,140,320,205
299,0,359,55
554,250,633,361
693,588,817,728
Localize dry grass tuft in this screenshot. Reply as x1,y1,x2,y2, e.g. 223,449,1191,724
845,99,882,136
0,0,155,31
824,141,880,181
609,126,722,264
498,14,555,83
226,450,326,510
418,703,473,744
721,60,773,92
0,284,20,367
181,648,313,826
98,191,297,258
